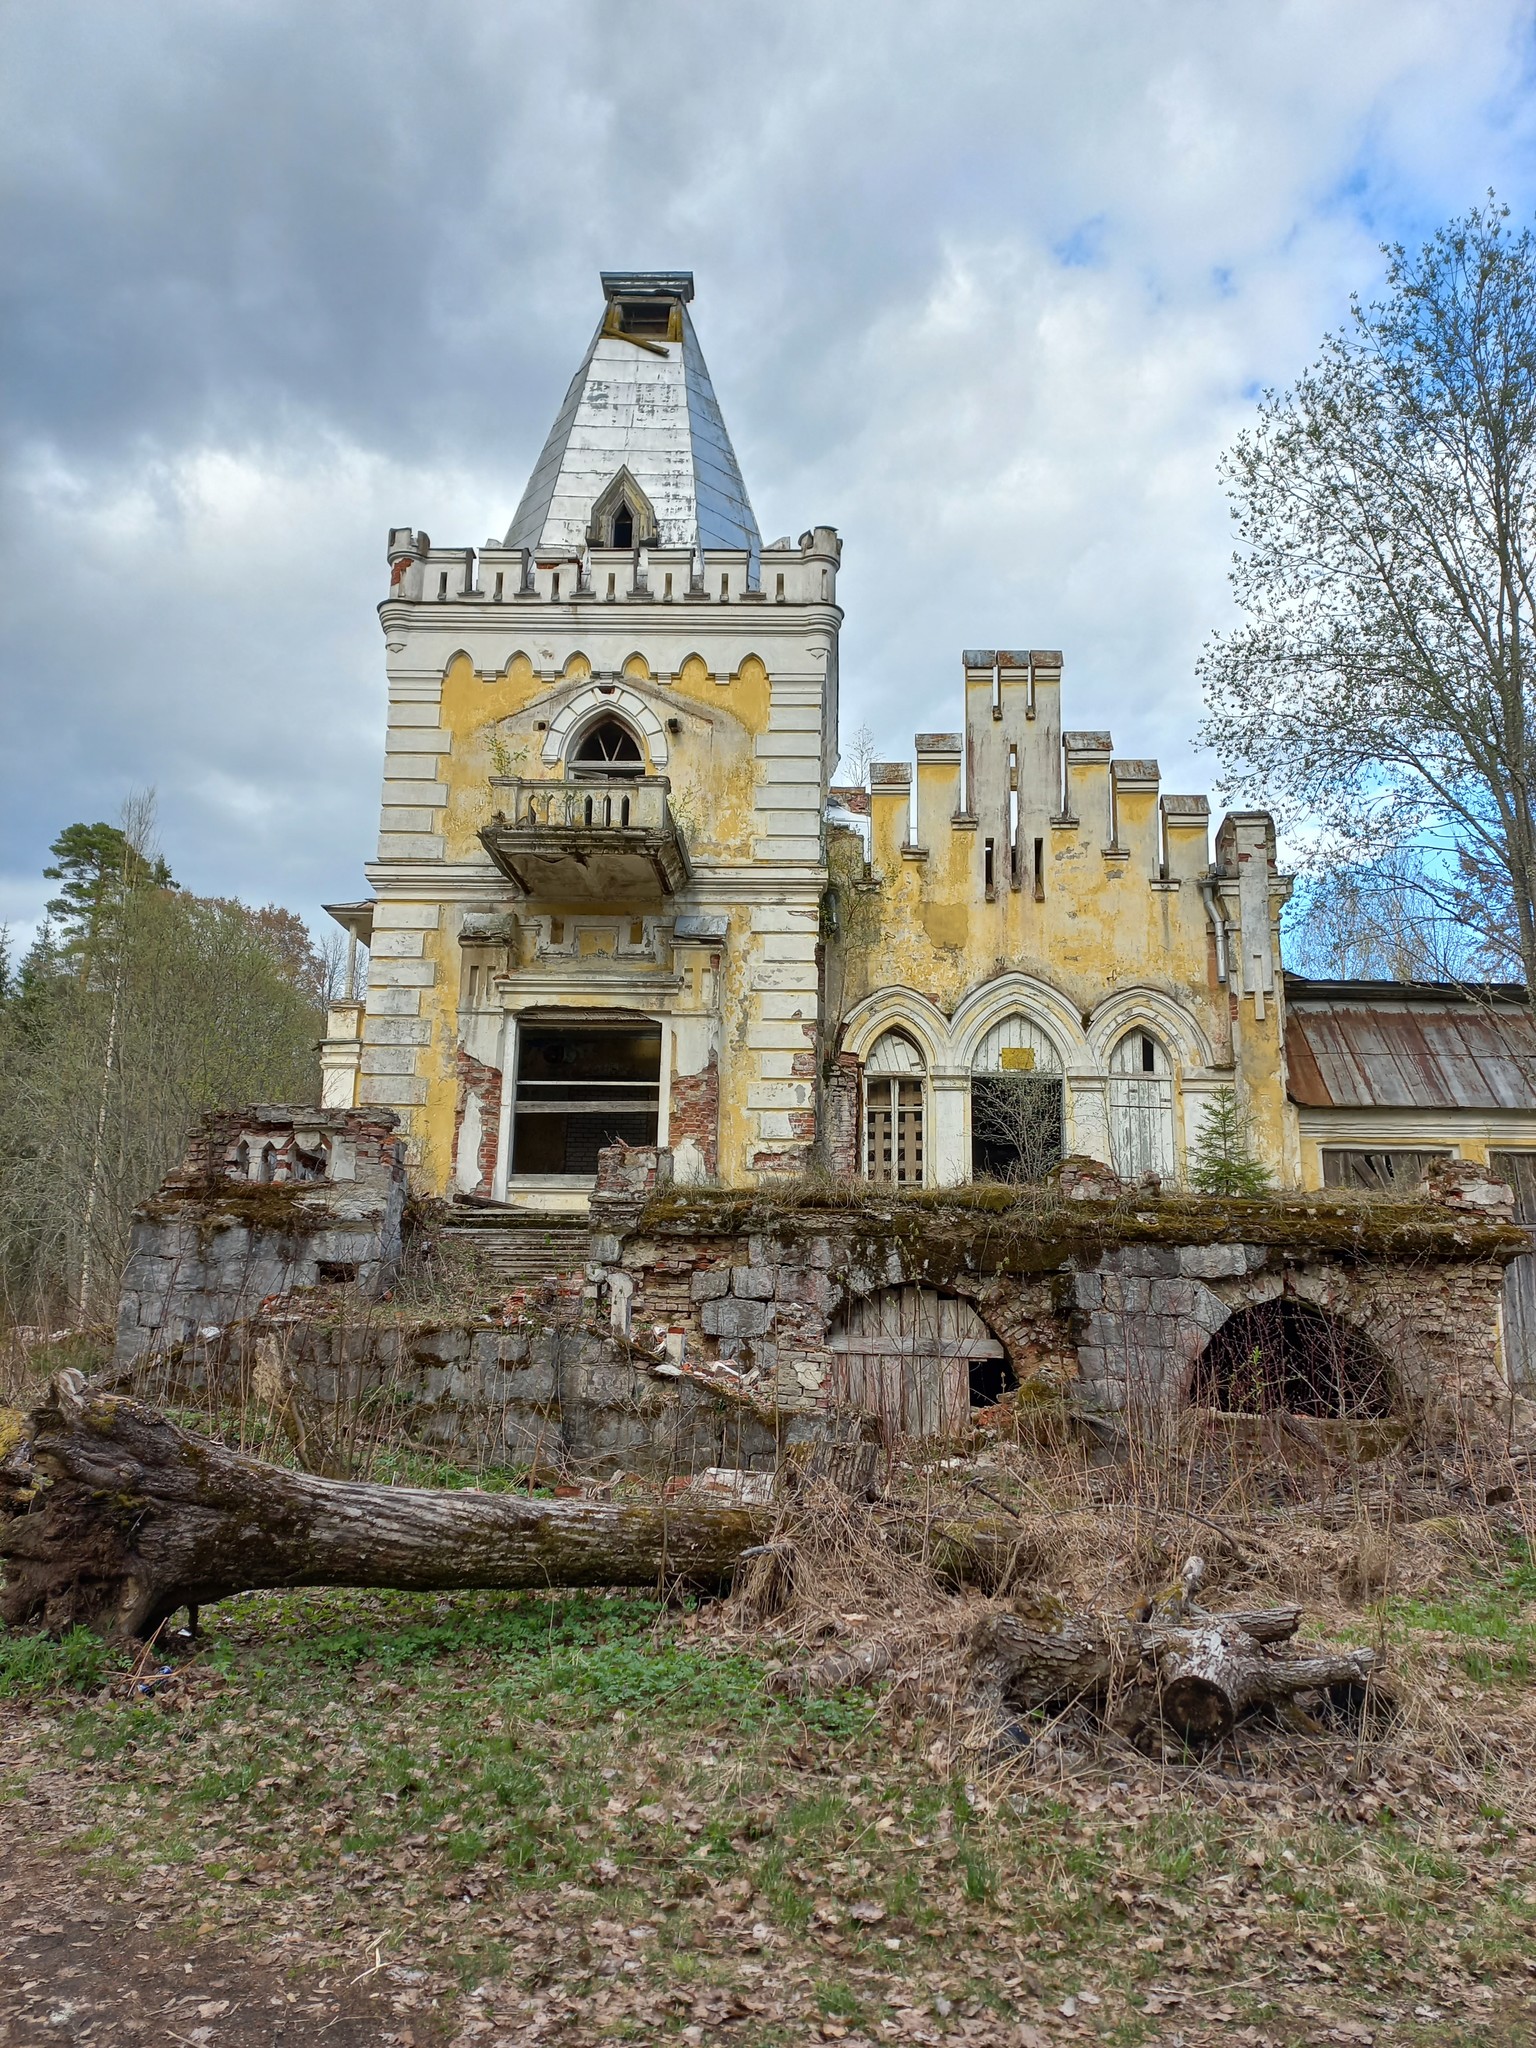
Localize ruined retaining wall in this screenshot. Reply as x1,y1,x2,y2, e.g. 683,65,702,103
115,1108,407,1367
587,1152,1522,1418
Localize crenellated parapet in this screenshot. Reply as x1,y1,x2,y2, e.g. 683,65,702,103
859,650,1218,906
379,525,839,624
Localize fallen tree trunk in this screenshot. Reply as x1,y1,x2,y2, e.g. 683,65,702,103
0,1372,775,1641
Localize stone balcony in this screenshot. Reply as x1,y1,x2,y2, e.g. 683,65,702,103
480,775,691,901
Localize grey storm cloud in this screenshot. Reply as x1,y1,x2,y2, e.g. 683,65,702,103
3,0,1536,938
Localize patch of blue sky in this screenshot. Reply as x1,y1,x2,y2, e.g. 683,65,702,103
1053,215,1107,269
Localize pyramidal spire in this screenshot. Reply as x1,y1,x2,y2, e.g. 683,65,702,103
505,272,761,559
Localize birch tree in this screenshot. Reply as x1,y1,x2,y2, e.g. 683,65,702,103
1200,200,1536,989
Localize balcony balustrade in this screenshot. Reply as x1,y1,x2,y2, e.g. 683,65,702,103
480,774,690,900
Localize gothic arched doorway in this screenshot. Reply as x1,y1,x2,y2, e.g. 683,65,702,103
829,1285,1013,1436
1189,1299,1393,1418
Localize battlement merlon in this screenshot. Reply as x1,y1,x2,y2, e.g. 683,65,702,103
378,528,841,613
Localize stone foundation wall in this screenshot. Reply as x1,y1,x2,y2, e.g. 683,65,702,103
586,1148,1523,1421
130,1317,858,1480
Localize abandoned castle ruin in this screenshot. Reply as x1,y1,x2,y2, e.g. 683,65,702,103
117,271,1536,1450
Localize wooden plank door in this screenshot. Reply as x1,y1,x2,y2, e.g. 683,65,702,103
1109,1075,1175,1178
1490,1152,1536,1389
828,1286,1004,1437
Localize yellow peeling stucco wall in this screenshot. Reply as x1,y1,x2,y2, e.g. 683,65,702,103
363,607,830,1199
843,793,1224,1045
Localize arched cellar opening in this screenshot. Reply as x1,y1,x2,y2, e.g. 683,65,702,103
1189,1299,1394,1419
828,1285,1017,1437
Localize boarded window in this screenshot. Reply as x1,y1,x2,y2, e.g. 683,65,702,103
868,1080,922,1183
1490,1151,1536,1388
1108,1030,1175,1178
865,1031,924,1185
829,1285,1011,1436
1320,1148,1450,1192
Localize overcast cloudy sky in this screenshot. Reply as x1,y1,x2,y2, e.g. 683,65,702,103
4,0,1536,945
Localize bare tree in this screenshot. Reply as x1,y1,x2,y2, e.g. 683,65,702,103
1200,200,1536,990
970,1074,1064,1182
838,723,877,787
1284,850,1494,982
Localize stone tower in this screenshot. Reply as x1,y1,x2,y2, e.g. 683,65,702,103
327,272,842,1204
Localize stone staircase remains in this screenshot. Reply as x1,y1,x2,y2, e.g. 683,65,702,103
439,1208,592,1287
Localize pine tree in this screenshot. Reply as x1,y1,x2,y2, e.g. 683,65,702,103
1189,1087,1272,1197
43,818,175,985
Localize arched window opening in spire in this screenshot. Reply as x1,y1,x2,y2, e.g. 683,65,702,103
571,717,644,779
610,502,634,549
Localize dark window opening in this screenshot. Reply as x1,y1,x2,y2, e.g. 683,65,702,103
316,1260,360,1286
1491,1150,1536,1225
258,1142,279,1184
621,299,672,336
1190,1299,1393,1418
293,1142,328,1183
969,1346,1019,1410
1140,1032,1157,1073
611,503,634,549
983,837,995,899
971,1074,1064,1182
572,718,643,777
1033,836,1044,900
1320,1147,1450,1193
513,1022,662,1177
233,1139,250,1178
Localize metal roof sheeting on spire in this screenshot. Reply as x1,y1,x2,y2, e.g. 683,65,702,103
505,274,760,559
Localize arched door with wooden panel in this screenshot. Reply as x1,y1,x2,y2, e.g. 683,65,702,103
1108,1029,1176,1179
828,1285,1008,1436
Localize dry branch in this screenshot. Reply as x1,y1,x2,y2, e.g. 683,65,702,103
968,1557,1373,1744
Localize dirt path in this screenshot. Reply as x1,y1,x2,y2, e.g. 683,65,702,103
0,1836,441,2048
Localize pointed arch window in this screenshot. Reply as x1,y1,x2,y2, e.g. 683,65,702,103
1108,1029,1176,1178
571,717,644,779
866,1030,925,1185
587,467,659,550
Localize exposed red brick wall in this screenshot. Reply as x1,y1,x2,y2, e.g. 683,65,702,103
828,786,872,816
453,1050,502,1197
185,1108,402,1183
826,1051,861,1177
668,1051,719,1177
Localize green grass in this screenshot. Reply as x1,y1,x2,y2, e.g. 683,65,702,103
1384,1543,1536,1685
0,1624,125,1697
1,1570,1532,2045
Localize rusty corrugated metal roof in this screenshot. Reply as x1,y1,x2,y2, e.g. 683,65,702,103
1285,993,1536,1110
